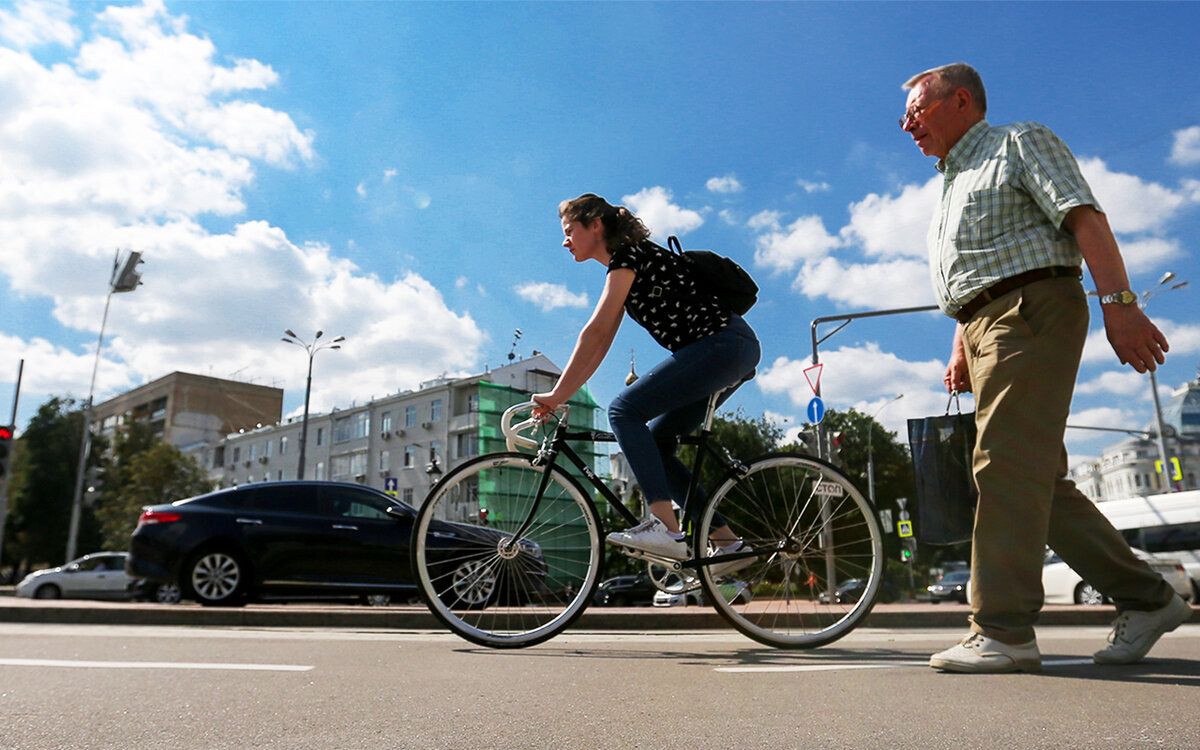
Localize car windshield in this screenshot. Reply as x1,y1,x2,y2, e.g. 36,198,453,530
942,571,969,583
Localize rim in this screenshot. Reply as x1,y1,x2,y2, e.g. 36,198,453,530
191,552,241,601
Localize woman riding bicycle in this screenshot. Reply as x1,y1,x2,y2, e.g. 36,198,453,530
532,193,760,569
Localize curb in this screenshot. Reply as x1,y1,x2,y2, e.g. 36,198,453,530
2,599,1180,630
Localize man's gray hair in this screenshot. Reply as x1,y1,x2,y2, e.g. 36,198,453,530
903,63,987,115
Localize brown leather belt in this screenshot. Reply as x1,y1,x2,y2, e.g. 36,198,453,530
954,266,1081,324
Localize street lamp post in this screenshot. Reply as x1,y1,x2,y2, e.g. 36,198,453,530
66,250,143,562
866,394,903,505
282,330,344,480
1139,272,1188,493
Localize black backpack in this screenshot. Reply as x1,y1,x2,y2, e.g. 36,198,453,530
658,236,758,315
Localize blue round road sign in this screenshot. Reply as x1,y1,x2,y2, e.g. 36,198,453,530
807,397,825,424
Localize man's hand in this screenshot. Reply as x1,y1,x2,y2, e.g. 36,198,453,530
1104,305,1169,373
943,323,972,393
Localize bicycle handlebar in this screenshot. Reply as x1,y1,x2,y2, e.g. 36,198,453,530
500,401,565,452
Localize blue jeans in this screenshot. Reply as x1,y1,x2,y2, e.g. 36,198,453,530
608,315,760,527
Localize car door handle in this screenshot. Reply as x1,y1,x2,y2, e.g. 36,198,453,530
236,518,264,525
332,524,359,531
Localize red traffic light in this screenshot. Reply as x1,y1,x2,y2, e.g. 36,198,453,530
0,426,11,440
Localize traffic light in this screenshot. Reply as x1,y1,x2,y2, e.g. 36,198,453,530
900,537,917,564
478,507,489,524
0,425,12,479
829,431,846,467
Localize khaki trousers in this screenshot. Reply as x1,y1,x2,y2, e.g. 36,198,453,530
961,275,1173,644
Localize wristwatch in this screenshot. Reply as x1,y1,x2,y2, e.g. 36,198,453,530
1099,289,1138,306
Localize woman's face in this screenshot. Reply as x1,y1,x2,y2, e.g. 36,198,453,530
561,217,608,264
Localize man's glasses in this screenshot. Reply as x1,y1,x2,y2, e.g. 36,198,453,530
899,97,946,129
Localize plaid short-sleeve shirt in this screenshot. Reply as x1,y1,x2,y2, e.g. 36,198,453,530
929,120,1097,317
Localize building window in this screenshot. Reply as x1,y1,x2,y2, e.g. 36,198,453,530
265,440,272,458
380,450,390,472
402,488,414,504
334,416,351,443
381,411,392,432
353,411,370,439
332,453,368,481
404,445,416,469
405,406,416,428
314,461,325,480
431,400,443,422
316,427,325,446
456,433,478,459
468,393,479,413
431,440,442,463
232,447,241,463
280,436,288,455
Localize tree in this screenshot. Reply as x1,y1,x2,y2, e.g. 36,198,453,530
4,397,104,571
94,423,213,551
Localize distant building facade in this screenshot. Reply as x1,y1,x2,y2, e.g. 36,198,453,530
91,372,283,452
1070,374,1200,501
183,355,605,505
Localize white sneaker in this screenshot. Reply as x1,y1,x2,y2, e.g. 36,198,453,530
1093,595,1192,665
707,541,755,579
929,633,1042,673
606,518,687,561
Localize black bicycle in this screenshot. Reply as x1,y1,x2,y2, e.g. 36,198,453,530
410,396,884,649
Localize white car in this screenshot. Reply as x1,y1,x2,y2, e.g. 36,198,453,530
1043,548,1194,605
16,552,136,600
652,580,752,607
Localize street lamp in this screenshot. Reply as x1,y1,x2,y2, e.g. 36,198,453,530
282,330,344,480
67,250,144,561
1139,273,1188,493
866,394,903,504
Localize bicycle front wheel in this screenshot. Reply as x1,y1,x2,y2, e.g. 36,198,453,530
412,452,603,648
696,453,884,649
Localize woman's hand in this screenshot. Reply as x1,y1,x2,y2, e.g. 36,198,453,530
531,393,561,421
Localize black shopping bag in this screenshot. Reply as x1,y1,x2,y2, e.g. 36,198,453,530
907,393,978,545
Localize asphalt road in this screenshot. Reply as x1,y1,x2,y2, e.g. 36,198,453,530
2,622,1198,749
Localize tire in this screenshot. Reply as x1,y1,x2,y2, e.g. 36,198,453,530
154,582,182,605
1075,582,1104,606
696,453,885,649
34,584,62,599
184,549,250,606
412,452,603,648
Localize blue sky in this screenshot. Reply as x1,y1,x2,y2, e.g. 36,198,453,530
2,0,1199,469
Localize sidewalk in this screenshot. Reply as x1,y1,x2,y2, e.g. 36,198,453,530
1,594,1163,630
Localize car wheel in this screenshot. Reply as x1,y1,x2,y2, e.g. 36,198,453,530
363,594,392,607
185,549,250,607
438,559,495,610
1075,582,1104,606
154,582,182,605
34,584,62,599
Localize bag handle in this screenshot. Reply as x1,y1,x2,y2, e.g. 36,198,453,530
945,391,964,415
667,235,683,255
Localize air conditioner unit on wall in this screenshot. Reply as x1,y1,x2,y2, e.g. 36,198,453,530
258,456,268,464
422,422,432,429
380,431,391,440
395,429,405,437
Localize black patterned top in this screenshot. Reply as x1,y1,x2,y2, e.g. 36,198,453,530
608,240,730,352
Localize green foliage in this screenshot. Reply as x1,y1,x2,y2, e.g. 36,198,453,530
93,422,213,551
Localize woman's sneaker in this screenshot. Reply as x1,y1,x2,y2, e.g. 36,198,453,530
708,541,755,579
605,518,687,560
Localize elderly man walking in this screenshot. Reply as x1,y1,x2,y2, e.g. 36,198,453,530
900,62,1191,673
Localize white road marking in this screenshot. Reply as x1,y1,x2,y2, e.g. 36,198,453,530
716,657,1098,673
0,658,313,672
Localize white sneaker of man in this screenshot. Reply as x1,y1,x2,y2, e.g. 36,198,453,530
605,518,687,560
1093,595,1192,665
929,633,1042,674
707,541,755,579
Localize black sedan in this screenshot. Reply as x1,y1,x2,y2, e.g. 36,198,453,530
127,481,542,607
926,570,970,603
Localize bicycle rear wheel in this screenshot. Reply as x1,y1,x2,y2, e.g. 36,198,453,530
412,452,603,648
696,453,884,649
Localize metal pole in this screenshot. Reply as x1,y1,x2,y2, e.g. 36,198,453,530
67,291,114,562
1148,369,1174,492
0,359,23,576
296,353,314,481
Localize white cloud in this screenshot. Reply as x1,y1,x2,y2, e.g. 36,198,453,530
839,178,939,259
1075,370,1151,398
1117,237,1181,275
1169,126,1200,166
1082,319,1200,365
753,215,841,273
514,282,589,312
0,0,78,49
1078,157,1191,235
706,175,743,194
622,186,704,238
797,178,831,194
0,0,483,413
747,210,782,232
792,256,937,310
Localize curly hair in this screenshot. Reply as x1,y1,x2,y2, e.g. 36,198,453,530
558,193,651,251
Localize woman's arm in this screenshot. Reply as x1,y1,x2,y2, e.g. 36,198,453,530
532,268,634,417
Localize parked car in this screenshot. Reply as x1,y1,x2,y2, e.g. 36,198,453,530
127,481,544,607
818,577,900,605
593,574,658,606
1043,548,1194,605
126,577,184,604
16,552,137,601
927,570,971,604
